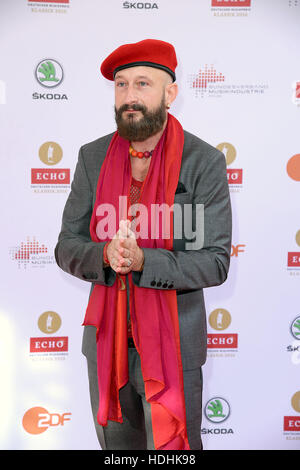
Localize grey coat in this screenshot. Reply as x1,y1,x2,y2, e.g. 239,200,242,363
54,129,232,370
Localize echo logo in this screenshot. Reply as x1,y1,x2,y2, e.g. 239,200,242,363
284,417,300,431
31,141,70,186
216,142,243,186
31,169,70,184
28,0,69,4
22,407,71,434
283,391,300,432
30,336,68,352
288,253,300,267
38,311,61,335
39,142,63,166
207,334,238,348
227,169,243,184
208,308,238,350
287,230,300,267
212,0,251,6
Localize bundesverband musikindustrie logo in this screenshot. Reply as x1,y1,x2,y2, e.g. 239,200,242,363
9,236,56,270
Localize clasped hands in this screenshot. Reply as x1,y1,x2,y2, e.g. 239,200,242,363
105,219,144,274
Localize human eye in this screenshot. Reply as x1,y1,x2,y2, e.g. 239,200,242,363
116,81,126,87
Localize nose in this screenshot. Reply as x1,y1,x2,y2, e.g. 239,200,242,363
124,84,138,106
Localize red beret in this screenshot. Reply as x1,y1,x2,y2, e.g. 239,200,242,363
100,39,177,82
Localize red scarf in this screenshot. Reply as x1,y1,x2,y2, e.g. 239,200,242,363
83,113,190,450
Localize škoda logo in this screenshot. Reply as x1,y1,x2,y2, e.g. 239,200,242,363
35,59,63,88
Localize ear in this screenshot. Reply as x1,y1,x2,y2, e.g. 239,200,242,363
165,82,178,107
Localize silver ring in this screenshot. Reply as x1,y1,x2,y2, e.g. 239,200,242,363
127,259,132,266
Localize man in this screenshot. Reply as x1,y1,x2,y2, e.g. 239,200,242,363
55,39,232,451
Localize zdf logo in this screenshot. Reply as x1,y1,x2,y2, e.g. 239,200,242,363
22,406,71,434
231,244,245,257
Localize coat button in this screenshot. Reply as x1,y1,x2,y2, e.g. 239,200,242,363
168,284,174,289
162,283,168,288
156,280,162,287
150,280,156,286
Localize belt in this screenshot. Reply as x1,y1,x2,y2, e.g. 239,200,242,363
128,337,136,349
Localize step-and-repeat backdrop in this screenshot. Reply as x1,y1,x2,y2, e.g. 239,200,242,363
0,0,299,450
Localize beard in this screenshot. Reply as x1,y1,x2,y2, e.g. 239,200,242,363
114,95,167,142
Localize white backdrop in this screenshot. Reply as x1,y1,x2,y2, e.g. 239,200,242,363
0,0,300,450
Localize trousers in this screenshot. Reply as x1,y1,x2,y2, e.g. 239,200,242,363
86,346,203,450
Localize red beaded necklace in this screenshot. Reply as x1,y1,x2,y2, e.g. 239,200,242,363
129,145,153,159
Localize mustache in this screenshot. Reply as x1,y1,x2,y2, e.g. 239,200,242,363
117,103,147,114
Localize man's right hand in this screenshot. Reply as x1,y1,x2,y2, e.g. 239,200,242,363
105,220,135,274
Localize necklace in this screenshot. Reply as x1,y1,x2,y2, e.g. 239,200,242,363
129,145,153,159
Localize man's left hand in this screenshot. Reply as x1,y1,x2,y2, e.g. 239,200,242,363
115,220,144,275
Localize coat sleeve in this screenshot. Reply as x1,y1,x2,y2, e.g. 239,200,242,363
54,146,116,286
132,147,232,291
